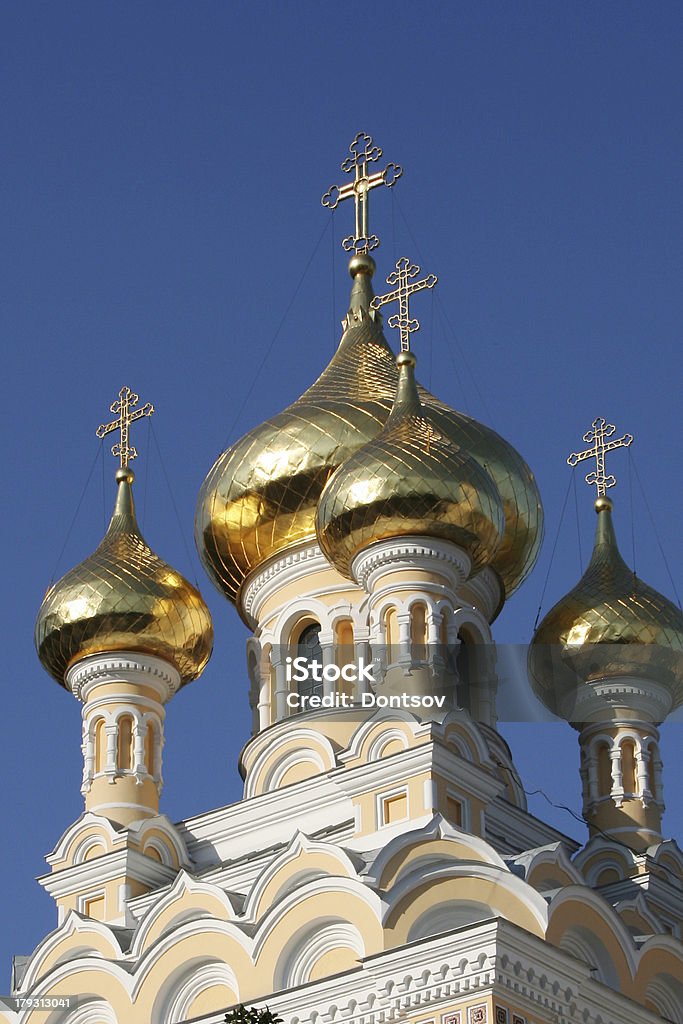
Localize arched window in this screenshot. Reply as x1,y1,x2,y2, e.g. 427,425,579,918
597,742,612,798
410,603,427,661
117,715,134,772
295,623,323,701
144,720,156,775
647,741,658,798
335,619,354,664
455,629,474,712
621,739,636,794
94,719,106,773
384,607,398,649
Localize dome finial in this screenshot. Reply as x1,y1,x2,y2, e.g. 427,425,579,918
321,131,402,258
96,385,154,469
371,256,438,352
566,415,633,500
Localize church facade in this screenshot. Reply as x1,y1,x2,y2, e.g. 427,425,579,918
5,135,683,1024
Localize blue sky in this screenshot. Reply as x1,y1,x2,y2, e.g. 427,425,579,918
1,1,682,982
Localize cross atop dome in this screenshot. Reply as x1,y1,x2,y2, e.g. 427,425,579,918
96,386,154,468
322,132,402,255
567,416,633,499
371,256,438,351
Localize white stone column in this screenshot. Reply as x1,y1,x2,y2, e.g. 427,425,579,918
272,655,288,720
105,724,118,780
610,746,624,807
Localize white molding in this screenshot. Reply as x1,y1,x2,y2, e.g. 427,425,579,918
38,847,177,902
352,536,471,592
67,652,180,702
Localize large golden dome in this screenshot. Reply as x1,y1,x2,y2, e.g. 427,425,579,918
195,256,543,606
529,497,683,718
195,258,399,605
36,468,214,686
316,350,505,578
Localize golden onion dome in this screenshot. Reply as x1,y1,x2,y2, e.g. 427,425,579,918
316,350,505,578
195,255,401,606
529,497,683,719
36,467,213,687
195,255,542,607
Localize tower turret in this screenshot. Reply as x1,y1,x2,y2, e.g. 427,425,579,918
36,388,213,827
529,420,683,851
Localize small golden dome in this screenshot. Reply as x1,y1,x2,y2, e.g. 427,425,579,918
316,351,505,578
196,261,543,607
529,498,683,717
36,470,213,686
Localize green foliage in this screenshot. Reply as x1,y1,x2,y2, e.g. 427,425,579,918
224,1006,284,1024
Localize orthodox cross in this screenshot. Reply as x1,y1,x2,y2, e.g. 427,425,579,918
371,256,438,351
567,417,633,497
96,386,154,468
321,132,402,254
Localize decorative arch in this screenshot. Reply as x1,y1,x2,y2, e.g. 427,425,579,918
244,727,337,798
368,815,506,890
634,936,683,1016
271,598,332,650
153,958,238,1024
274,919,364,989
574,840,637,887
383,861,548,943
246,833,359,923
407,899,496,940
20,913,124,992
252,875,383,977
132,872,239,957
341,711,421,768
49,998,118,1024
547,886,636,992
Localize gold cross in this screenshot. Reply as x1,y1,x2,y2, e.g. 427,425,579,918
321,132,402,254
567,417,633,497
96,386,154,468
370,256,438,351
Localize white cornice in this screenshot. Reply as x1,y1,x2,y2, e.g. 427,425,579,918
38,847,176,900
352,537,472,592
242,542,346,623
568,675,673,725
66,652,179,702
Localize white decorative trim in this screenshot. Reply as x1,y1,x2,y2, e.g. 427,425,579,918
161,959,238,1024
278,921,364,989
61,998,118,1024
567,674,673,724
67,652,180,702
376,786,409,829
241,542,331,621
352,537,471,592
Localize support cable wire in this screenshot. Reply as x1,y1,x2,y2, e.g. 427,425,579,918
393,193,495,427
150,422,201,590
434,300,470,415
629,451,682,610
533,470,575,630
572,469,583,573
101,439,106,535
142,415,152,533
494,757,683,890
628,448,637,575
48,442,103,587
221,216,332,450
331,209,336,351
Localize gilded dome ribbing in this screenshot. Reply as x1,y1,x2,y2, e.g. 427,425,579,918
316,351,505,578
36,468,214,686
529,497,683,718
195,258,543,607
